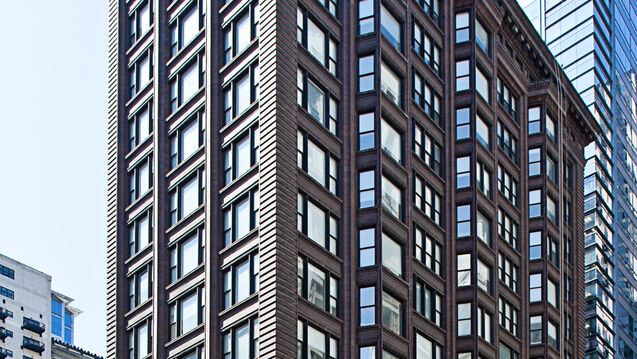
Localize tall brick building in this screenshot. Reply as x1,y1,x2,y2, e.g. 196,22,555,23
106,0,600,358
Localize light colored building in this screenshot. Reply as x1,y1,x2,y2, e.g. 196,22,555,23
51,338,102,359
0,253,51,359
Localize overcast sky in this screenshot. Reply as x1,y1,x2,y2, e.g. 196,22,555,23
0,1,108,355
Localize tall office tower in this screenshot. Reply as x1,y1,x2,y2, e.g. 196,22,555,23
0,254,88,359
106,0,600,358
518,1,617,358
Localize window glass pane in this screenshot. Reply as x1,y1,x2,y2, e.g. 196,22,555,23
359,286,375,326
382,291,401,335
139,108,150,140
138,214,150,249
359,228,375,267
360,346,376,359
308,326,326,359
182,176,199,216
358,55,375,92
308,141,326,186
380,5,401,49
308,80,326,123
182,62,199,102
138,323,148,358
139,4,151,35
181,234,198,275
139,56,150,88
308,263,326,309
476,67,490,103
382,233,402,277
308,201,326,246
381,176,401,219
358,0,374,35
476,20,489,53
182,6,199,46
381,63,401,106
235,260,251,302
359,112,375,150
236,72,251,116
476,115,489,148
236,323,250,359
308,19,326,65
236,135,251,177
381,119,401,163
182,120,199,161
236,13,251,54
236,197,251,239
181,292,198,333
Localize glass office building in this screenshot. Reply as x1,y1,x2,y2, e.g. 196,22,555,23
520,0,637,358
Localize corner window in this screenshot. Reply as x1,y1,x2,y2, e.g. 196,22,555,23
381,175,402,220
380,5,401,50
223,253,259,309
477,211,491,246
382,233,402,277
223,189,260,247
475,19,489,53
382,291,402,336
476,66,490,103
547,196,557,224
381,63,402,107
476,114,490,149
477,259,491,293
223,126,259,185
223,64,259,124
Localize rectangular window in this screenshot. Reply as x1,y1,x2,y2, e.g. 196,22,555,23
359,286,375,326
413,72,441,124
530,316,542,345
548,236,559,266
0,265,14,280
455,107,470,141
499,343,519,359
414,175,442,225
498,253,518,292
529,189,541,218
358,112,375,150
477,307,492,343
359,170,375,208
457,253,471,287
223,63,259,124
169,287,204,339
456,205,471,238
528,107,541,134
381,176,402,220
129,156,152,204
170,111,206,169
380,5,401,50
128,102,152,151
477,259,491,293
455,12,469,43
169,0,204,57
223,4,259,64
359,228,376,267
382,291,402,335
297,7,338,76
497,122,517,163
414,226,442,275
169,169,206,225
382,233,402,277
358,0,374,35
223,126,259,185
498,297,518,336
414,277,442,327
129,1,152,46
497,78,517,118
297,68,338,134
298,130,338,194
476,67,490,103
358,55,375,92
128,264,152,310
546,113,556,141
477,211,491,246
529,273,542,302
456,156,470,188
223,252,259,309
169,53,205,113
415,0,440,24
0,286,14,300
128,210,152,258
475,19,489,53
455,60,470,92
381,63,402,107
498,165,518,206
414,124,442,175
413,22,441,74
169,227,205,283
476,114,490,149
297,193,338,255
381,118,402,163
529,231,542,260
457,303,471,336
128,320,151,359
223,189,260,247
547,196,557,223
298,256,338,315
129,51,152,99
360,346,376,359
222,317,259,359
528,148,541,176
547,278,557,308
548,321,558,349
497,209,517,249
297,320,339,359
416,333,443,359
547,155,557,184
477,162,491,198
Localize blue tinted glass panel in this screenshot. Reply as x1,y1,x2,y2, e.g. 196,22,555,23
65,311,74,328
52,299,63,316
64,327,74,345
52,315,63,336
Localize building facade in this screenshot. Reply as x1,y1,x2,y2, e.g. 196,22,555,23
0,254,52,358
51,292,81,346
106,0,600,358
518,0,631,358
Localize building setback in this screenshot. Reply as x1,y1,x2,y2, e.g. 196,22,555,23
106,0,600,358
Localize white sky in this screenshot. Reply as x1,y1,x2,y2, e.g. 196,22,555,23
0,1,108,355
